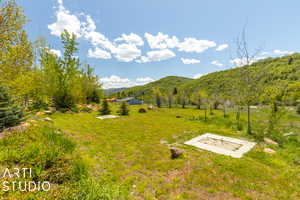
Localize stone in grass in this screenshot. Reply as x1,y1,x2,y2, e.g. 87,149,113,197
138,108,147,113
263,148,276,154
44,110,53,115
44,117,53,122
147,105,154,110
170,147,184,159
264,138,279,146
176,115,182,118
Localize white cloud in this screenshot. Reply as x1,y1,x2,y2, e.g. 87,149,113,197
273,49,294,56
88,48,111,59
49,49,62,57
216,44,228,51
144,32,179,49
48,0,83,37
211,60,224,67
177,38,216,53
230,58,254,67
113,43,141,62
115,33,144,46
181,58,200,64
193,73,203,79
137,49,175,63
100,75,155,89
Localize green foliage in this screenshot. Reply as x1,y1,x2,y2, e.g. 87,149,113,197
99,99,111,115
118,102,129,116
0,0,34,104
297,104,300,114
0,85,23,130
0,123,89,199
115,76,191,103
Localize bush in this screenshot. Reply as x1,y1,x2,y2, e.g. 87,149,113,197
99,99,111,115
80,107,93,113
297,104,300,115
119,102,129,116
71,106,80,113
138,108,147,113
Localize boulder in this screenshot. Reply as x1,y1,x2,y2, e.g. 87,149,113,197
264,138,278,146
44,117,53,122
44,110,53,115
36,111,45,116
138,108,147,113
170,147,183,159
263,148,276,154
147,105,154,110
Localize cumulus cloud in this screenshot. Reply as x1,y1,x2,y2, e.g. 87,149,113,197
144,32,179,49
48,0,83,37
100,75,155,89
177,38,216,53
88,48,111,59
211,60,224,67
136,49,175,63
273,49,294,56
115,33,144,46
49,49,62,57
113,44,141,62
216,44,228,51
181,58,200,64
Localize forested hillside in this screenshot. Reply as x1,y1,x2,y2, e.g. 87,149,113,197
116,54,300,105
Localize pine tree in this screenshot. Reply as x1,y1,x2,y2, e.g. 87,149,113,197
119,102,129,116
0,86,23,131
99,98,110,115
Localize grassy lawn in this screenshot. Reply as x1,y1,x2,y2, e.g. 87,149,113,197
51,105,300,200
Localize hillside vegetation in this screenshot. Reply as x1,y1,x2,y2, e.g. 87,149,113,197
117,54,300,105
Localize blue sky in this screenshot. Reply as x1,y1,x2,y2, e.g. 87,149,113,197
17,0,299,88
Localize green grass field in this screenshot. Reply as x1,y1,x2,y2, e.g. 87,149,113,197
47,105,300,200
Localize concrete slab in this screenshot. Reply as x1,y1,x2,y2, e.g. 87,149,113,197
184,133,256,158
96,115,119,120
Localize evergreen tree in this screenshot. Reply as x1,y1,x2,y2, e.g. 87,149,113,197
119,101,129,116
99,98,110,115
0,86,23,130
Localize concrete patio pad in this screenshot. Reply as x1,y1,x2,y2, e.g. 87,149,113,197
184,133,256,158
96,115,119,120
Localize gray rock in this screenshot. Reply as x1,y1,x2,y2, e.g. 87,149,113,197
264,138,279,146
170,147,183,159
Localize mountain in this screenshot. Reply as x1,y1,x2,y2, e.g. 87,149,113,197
112,76,193,100
113,54,300,105
104,87,128,95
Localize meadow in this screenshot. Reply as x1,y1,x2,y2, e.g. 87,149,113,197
44,105,300,200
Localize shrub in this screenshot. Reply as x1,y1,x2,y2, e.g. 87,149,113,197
0,85,23,131
99,99,111,115
297,104,300,115
80,107,93,113
138,108,147,113
71,106,80,113
119,102,129,116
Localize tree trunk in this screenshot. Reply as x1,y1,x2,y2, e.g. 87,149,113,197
247,104,251,135
204,108,207,122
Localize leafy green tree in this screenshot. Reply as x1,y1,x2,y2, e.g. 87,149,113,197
191,90,204,109
40,30,81,108
119,102,129,115
0,86,23,130
153,88,162,108
0,1,34,104
99,98,110,115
